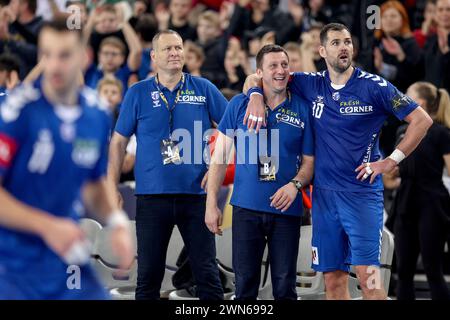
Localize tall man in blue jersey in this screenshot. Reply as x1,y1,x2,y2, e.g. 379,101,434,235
0,18,135,299
244,23,433,299
206,45,314,300
108,30,227,300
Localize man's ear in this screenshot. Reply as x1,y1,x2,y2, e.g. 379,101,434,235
256,68,262,77
150,49,156,62
318,45,327,59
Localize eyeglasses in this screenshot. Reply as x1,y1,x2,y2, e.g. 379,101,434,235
100,51,122,58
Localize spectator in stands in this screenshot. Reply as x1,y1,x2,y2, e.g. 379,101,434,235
196,10,228,87
299,23,325,71
129,0,149,28
84,11,142,94
244,26,276,72
84,4,129,64
9,0,44,45
184,40,204,77
0,53,21,92
301,0,331,31
283,42,303,72
97,74,122,121
374,0,423,93
423,0,450,94
413,0,437,48
389,82,450,300
135,13,158,80
97,73,136,182
0,0,38,77
374,1,424,158
218,0,234,31
108,30,227,300
228,0,297,45
155,0,196,41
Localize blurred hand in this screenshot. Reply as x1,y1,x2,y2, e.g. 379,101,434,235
261,31,276,46
6,70,20,91
41,217,85,260
373,47,383,72
270,182,298,212
114,3,127,25
1,7,17,23
205,203,223,235
110,225,135,270
382,37,405,61
155,5,170,30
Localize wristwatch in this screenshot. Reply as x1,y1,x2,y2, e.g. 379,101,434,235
290,179,303,192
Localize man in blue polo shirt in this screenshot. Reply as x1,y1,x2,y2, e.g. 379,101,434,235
206,45,315,300
108,29,227,300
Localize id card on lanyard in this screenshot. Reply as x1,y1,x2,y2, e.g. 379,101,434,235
257,91,291,181
156,73,185,165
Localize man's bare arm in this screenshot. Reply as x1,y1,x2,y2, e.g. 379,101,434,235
396,107,433,156
356,107,432,183
107,132,130,205
205,132,234,235
242,74,266,132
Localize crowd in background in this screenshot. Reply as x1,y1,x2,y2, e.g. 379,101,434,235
1,0,450,298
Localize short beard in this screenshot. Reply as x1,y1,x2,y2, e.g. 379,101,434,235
330,58,352,74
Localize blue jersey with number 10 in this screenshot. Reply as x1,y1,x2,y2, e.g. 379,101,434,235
288,67,418,192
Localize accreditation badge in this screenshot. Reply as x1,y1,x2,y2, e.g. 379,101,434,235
160,139,182,165
258,156,277,181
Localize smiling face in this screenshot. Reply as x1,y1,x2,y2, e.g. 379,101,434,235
151,33,185,73
257,51,290,95
320,29,353,74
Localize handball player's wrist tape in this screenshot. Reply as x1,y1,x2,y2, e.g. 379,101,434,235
388,148,406,164
106,209,129,229
247,87,263,98
63,239,92,266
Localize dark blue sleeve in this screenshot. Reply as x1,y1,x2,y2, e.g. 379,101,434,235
289,72,319,102
204,79,228,124
90,112,112,181
374,80,419,120
217,94,245,137
115,84,138,137
301,100,315,157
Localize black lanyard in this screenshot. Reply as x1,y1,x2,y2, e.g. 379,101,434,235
155,73,185,138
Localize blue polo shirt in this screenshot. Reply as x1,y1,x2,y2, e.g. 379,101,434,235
115,73,228,195
218,93,314,217
84,63,132,96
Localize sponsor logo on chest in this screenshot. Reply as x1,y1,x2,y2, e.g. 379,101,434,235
274,108,304,129
338,99,373,115
72,139,100,169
